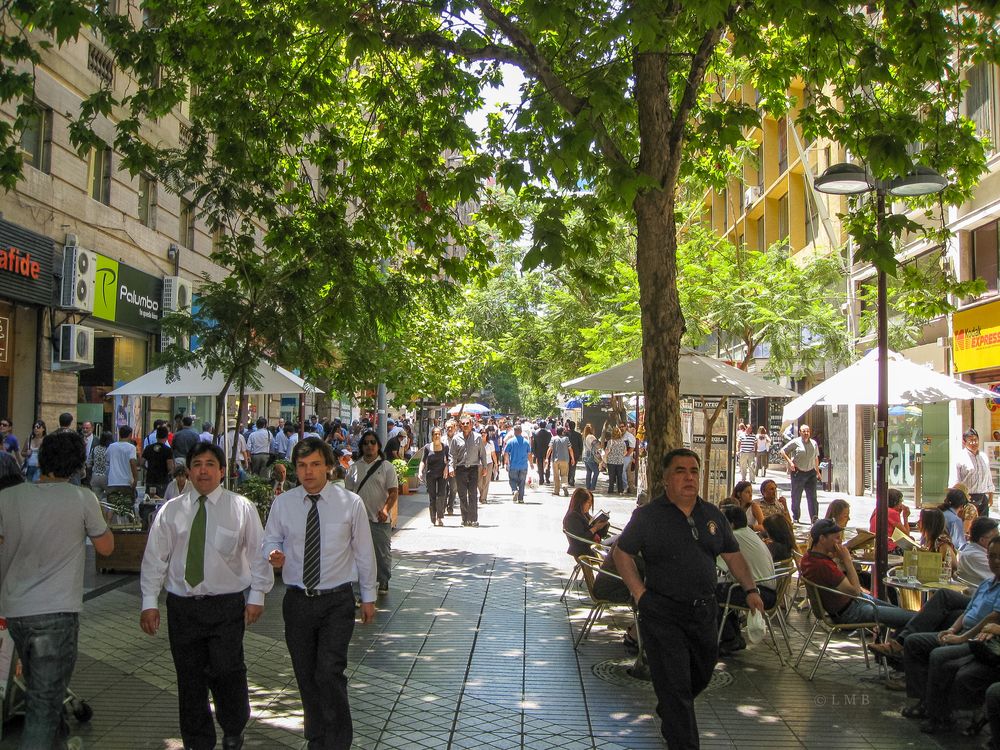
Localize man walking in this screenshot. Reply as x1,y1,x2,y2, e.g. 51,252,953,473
779,423,821,523
142,424,175,498
0,417,19,462
106,424,139,505
531,420,551,486
454,418,486,527
345,429,398,594
955,428,994,517
264,437,377,750
140,442,273,750
0,431,114,750
545,426,574,497
170,416,202,468
737,424,758,482
247,417,272,476
614,448,763,750
566,420,583,487
504,423,532,504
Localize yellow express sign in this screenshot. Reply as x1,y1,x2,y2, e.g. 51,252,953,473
953,299,1000,372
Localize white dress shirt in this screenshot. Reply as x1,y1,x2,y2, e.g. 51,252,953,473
955,448,995,495
248,428,272,455
958,541,992,584
140,485,273,610
262,481,378,602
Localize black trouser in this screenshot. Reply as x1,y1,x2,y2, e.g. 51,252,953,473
568,460,578,486
283,585,356,750
446,474,457,513
637,590,718,750
536,455,550,484
427,473,446,521
166,592,249,750
895,588,969,643
455,465,479,524
790,469,818,522
972,493,990,518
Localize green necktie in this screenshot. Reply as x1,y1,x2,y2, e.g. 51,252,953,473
185,495,207,588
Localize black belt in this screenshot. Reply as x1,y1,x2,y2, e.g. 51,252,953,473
167,591,244,602
971,493,989,499
663,593,715,608
288,583,353,598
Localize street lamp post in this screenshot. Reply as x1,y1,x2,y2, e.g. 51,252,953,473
813,163,947,599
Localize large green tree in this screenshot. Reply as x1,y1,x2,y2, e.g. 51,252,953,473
2,0,998,479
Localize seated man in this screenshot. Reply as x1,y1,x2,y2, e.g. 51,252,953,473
959,517,1000,585
901,535,1000,734
716,503,778,653
799,518,915,631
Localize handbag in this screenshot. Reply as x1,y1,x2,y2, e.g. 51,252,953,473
968,637,1000,667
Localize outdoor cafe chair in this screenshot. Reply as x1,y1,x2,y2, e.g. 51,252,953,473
573,554,636,649
794,579,887,681
718,565,796,665
561,529,606,601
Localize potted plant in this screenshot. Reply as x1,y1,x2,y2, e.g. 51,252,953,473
391,458,409,494
240,475,275,525
406,455,421,490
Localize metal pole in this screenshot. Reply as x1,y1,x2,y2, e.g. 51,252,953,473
377,382,387,445
874,189,890,600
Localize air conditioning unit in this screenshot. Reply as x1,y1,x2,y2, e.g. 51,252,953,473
162,275,192,312
60,247,96,312
743,186,762,209
56,324,94,368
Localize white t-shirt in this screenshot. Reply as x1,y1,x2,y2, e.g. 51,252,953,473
107,441,137,486
718,527,776,590
216,430,249,466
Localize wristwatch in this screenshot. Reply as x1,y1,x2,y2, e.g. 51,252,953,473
744,587,760,596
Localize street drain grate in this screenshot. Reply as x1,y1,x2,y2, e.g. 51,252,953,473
592,658,734,692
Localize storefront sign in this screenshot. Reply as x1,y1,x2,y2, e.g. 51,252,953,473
954,299,1000,372
0,316,9,364
93,254,162,333
0,218,54,306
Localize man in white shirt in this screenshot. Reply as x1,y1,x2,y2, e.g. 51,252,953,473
386,417,403,442
955,428,995,517
285,423,320,460
264,437,376,750
216,428,250,479
247,417,272,476
199,422,214,443
958,517,1000,584
716,503,777,653
345,429,398,594
139,442,273,750
106,425,138,498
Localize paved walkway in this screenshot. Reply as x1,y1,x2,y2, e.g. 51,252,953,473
0,469,986,749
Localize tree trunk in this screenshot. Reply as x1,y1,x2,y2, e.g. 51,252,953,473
214,371,236,443
232,368,248,479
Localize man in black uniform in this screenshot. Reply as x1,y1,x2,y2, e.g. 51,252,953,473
531,420,551,485
614,448,763,750
566,420,583,487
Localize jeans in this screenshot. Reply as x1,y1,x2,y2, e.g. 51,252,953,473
369,521,392,586
584,458,599,491
427,473,446,521
834,593,915,631
790,468,818,522
9,612,80,750
608,463,625,494
508,467,527,501
24,465,40,483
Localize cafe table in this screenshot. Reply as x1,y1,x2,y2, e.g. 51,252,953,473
883,576,970,611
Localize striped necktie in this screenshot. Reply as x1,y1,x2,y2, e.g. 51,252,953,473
185,495,207,588
303,494,321,590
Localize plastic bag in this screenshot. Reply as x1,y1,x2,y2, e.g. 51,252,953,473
746,609,766,644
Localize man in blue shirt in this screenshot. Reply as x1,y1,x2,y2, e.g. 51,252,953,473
503,423,533,504
900,536,1000,733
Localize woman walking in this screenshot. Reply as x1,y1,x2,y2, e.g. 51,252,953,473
20,419,45,483
755,426,771,478
419,426,450,526
604,427,626,494
582,424,601,491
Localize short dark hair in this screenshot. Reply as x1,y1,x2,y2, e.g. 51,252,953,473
154,419,166,429
118,425,133,439
58,412,73,428
941,488,968,510
156,425,169,440
556,426,564,437
720,502,747,530
760,479,776,495
188,441,225,467
964,428,980,442
99,432,114,448
971,517,1000,545
256,417,267,428
182,416,193,427
293,436,335,466
566,420,576,430
661,447,701,471
202,422,213,432
887,488,904,508
38,431,86,478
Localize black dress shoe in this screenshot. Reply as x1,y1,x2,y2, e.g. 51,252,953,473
221,736,244,750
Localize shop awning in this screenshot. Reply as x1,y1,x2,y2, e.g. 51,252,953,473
107,361,322,398
561,349,797,399
781,348,996,422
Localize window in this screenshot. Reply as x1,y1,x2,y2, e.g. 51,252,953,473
87,141,112,204
804,176,820,245
721,188,729,229
19,103,52,173
756,218,765,251
777,116,788,174
777,193,789,243
138,173,156,228
972,219,999,295
966,62,997,148
212,223,226,253
179,198,195,248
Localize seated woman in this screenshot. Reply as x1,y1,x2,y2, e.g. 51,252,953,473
953,483,980,538
920,507,959,574
563,487,610,558
763,514,797,563
759,479,792,525
871,488,909,552
163,465,189,501
825,498,851,531
731,480,764,533
940,487,970,549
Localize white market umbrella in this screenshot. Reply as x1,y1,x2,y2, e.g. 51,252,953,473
107,360,322,397
561,349,797,399
448,402,491,416
782,348,995,422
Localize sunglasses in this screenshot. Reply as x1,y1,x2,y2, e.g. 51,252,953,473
686,515,699,541
361,439,377,446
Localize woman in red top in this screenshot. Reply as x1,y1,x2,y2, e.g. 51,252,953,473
870,488,909,551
